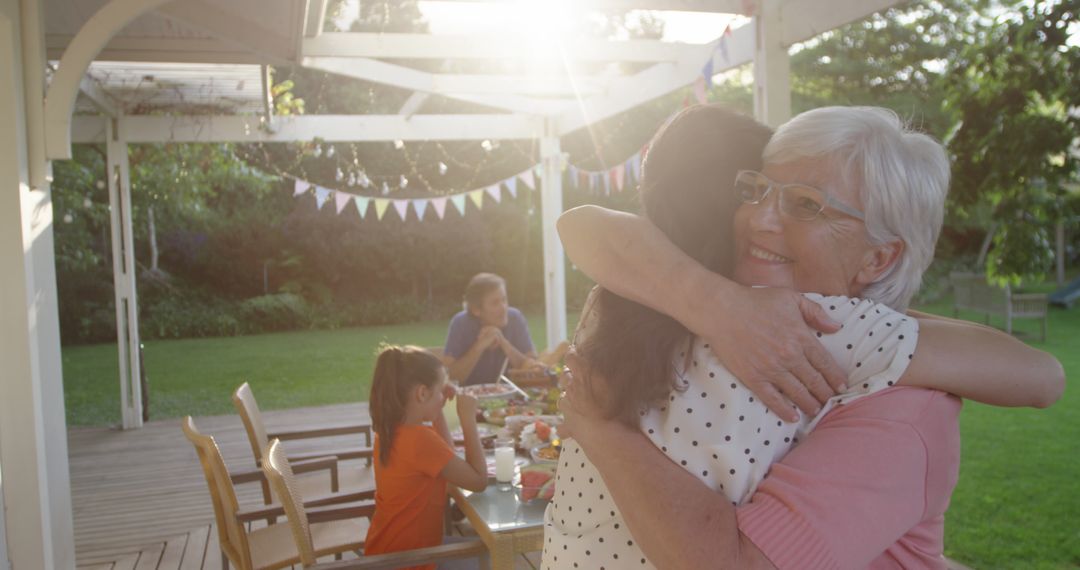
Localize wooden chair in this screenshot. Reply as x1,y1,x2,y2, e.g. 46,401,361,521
262,438,488,569
181,416,376,570
233,382,375,504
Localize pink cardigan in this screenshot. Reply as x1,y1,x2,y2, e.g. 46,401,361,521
737,387,962,569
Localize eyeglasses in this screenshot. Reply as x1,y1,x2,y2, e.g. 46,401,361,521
734,170,865,221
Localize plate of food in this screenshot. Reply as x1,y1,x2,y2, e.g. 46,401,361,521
530,443,561,465
459,383,516,400
482,404,545,426
514,464,556,502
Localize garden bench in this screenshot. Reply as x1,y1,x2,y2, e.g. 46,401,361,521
949,272,1048,340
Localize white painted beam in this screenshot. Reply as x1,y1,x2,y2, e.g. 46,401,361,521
301,56,573,115
44,0,173,160
71,114,547,143
303,32,695,62
303,0,328,37
539,128,567,349
557,25,754,134
155,0,294,64
46,34,270,63
78,75,118,117
421,0,750,13
753,1,790,127
398,92,429,117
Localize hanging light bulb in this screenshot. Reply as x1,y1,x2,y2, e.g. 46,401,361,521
347,172,357,187
335,167,345,182
312,144,323,158
393,139,404,150
325,145,336,158
438,162,448,175
63,213,73,224
95,180,106,190
481,140,493,152
359,171,371,188
83,196,92,209
382,181,390,196
399,175,408,189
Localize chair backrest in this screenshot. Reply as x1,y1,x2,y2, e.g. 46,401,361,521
182,416,254,570
233,382,270,466
262,439,317,566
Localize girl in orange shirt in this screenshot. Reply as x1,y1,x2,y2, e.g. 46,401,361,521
364,345,488,570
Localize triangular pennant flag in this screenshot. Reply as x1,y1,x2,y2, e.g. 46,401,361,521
432,197,448,219
469,189,484,210
374,198,390,220
293,179,309,196
693,75,708,105
414,199,429,220
314,186,332,209
603,174,611,195
701,54,715,88
334,191,352,214
630,153,642,182
354,196,370,219
392,199,410,221
450,194,468,216
613,166,625,192
567,165,579,188
506,177,518,197
485,184,501,203
578,170,589,189
719,34,730,63
520,169,536,190
534,164,543,179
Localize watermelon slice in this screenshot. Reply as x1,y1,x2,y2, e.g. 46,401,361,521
538,478,556,500
519,466,554,501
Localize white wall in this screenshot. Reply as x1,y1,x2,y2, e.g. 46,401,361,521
0,0,76,568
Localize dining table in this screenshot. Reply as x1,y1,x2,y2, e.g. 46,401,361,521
448,479,547,570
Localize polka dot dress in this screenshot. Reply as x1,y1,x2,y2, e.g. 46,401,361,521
541,294,919,569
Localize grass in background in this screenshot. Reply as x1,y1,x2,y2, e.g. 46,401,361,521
61,305,1076,567
61,312,574,427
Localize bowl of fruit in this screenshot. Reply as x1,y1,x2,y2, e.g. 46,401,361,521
514,464,556,503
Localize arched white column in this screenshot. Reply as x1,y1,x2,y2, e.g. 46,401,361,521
0,0,75,567
43,0,171,160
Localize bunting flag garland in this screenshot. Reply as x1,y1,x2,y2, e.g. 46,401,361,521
354,196,369,219
314,186,331,209
450,194,467,216
485,184,502,203
414,198,429,221
431,196,448,219
334,191,352,214
392,199,410,221
294,179,309,196
468,189,484,210
613,166,626,192
506,177,518,197
520,169,535,190
374,198,390,220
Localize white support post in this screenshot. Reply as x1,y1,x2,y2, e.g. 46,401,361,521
539,123,567,350
0,0,76,568
106,118,143,429
752,1,791,128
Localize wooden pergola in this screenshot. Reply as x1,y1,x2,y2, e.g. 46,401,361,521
0,0,906,567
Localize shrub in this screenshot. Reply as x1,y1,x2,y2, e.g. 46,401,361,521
141,295,241,339
236,293,312,333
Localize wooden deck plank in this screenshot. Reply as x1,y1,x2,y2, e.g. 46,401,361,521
71,402,372,568
156,533,189,570
178,525,210,570
132,541,164,570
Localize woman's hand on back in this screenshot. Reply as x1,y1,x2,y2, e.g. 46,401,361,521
703,286,847,422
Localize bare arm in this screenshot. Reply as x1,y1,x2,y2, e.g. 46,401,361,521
558,205,845,421
903,313,1064,408
439,394,487,492
444,327,498,383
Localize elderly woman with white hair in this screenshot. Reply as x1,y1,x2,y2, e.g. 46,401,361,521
552,105,1063,569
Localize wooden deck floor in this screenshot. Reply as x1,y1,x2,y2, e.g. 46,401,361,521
69,402,539,570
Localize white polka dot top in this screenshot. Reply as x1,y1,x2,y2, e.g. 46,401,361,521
541,294,919,569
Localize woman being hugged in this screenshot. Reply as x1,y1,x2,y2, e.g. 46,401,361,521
364,345,487,570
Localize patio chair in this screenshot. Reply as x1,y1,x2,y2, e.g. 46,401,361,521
233,382,375,504
262,438,488,569
182,416,376,570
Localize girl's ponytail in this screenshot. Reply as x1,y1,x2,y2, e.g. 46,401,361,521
368,345,445,466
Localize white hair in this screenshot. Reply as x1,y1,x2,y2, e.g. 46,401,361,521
763,106,950,311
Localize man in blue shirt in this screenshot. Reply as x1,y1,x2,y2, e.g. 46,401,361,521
443,273,540,386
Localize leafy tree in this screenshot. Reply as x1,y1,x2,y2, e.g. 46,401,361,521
943,0,1079,284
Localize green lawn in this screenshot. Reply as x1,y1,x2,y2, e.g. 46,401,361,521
61,305,1077,568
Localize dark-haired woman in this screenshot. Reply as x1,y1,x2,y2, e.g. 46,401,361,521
364,345,487,570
